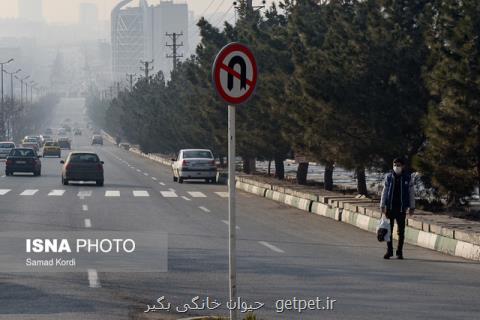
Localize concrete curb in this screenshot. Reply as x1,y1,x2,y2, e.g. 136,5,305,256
112,143,480,261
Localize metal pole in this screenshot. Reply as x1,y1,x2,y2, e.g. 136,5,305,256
1,64,4,140
228,104,237,320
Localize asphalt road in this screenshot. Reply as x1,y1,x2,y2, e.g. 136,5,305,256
0,98,479,320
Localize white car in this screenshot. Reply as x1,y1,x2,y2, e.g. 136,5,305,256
0,142,16,159
172,149,217,183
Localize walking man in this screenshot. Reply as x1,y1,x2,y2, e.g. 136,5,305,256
380,158,415,259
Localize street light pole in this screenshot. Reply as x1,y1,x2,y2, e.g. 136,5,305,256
3,68,21,140
0,58,14,140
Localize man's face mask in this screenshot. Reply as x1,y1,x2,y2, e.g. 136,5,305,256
393,164,403,175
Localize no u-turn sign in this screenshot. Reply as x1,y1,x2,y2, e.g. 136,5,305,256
213,42,258,105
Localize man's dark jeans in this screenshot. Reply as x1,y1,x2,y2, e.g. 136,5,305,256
386,208,406,254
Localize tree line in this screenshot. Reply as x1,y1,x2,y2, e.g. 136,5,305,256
87,0,480,208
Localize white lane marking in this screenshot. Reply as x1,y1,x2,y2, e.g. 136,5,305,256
215,192,229,198
181,196,191,201
199,206,211,213
48,190,66,196
143,172,149,176
160,191,178,198
136,169,141,173
222,220,240,230
188,191,207,198
20,189,38,196
1,175,5,178
133,190,150,197
82,205,88,211
0,189,11,195
151,177,157,181
105,190,120,197
159,182,166,186
168,188,176,192
84,218,92,228
259,241,285,253
77,190,92,198
87,269,101,288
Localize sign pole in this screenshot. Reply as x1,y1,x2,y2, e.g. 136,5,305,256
228,104,237,320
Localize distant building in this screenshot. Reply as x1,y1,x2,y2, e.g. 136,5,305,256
18,0,43,22
111,0,189,81
79,3,99,26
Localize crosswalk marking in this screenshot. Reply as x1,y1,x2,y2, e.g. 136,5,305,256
151,177,157,181
143,172,149,176
159,182,166,186
136,169,141,172
0,189,11,195
48,190,66,196
215,192,229,198
77,190,92,198
181,196,191,201
188,191,206,198
105,190,120,197
84,219,92,228
160,191,178,198
20,189,38,196
133,190,149,197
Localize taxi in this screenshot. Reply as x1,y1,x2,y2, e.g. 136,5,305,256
43,141,61,158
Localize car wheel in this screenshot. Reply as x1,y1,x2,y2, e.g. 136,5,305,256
37,170,41,177
173,175,178,182
5,171,10,176
96,180,104,187
62,177,69,185
178,177,184,184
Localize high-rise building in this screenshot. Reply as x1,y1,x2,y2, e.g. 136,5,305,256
18,0,44,22
111,0,189,81
79,3,99,26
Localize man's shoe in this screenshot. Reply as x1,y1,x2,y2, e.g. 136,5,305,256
396,251,404,259
384,251,393,259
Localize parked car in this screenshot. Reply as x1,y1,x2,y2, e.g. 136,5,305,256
58,137,71,149
43,141,61,157
0,142,16,159
44,128,53,135
172,149,217,183
91,135,103,145
5,148,42,176
57,128,66,136
61,152,104,186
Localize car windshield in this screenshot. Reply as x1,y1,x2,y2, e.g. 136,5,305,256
69,154,100,163
183,150,213,159
0,143,14,148
45,142,58,147
11,149,35,157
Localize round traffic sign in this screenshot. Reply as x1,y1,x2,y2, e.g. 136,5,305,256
212,42,258,105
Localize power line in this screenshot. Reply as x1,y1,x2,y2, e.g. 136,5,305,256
213,4,234,28
208,0,228,22
188,0,216,30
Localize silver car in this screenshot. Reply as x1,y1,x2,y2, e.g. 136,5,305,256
0,142,16,159
172,149,217,183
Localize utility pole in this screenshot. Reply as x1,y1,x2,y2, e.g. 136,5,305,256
0,58,14,140
126,73,135,91
140,60,154,79
166,32,184,72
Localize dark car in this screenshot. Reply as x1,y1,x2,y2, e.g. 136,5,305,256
5,148,42,176
58,137,71,149
91,135,103,145
61,152,104,186
74,128,82,136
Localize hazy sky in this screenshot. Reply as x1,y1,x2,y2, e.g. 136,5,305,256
0,0,277,23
